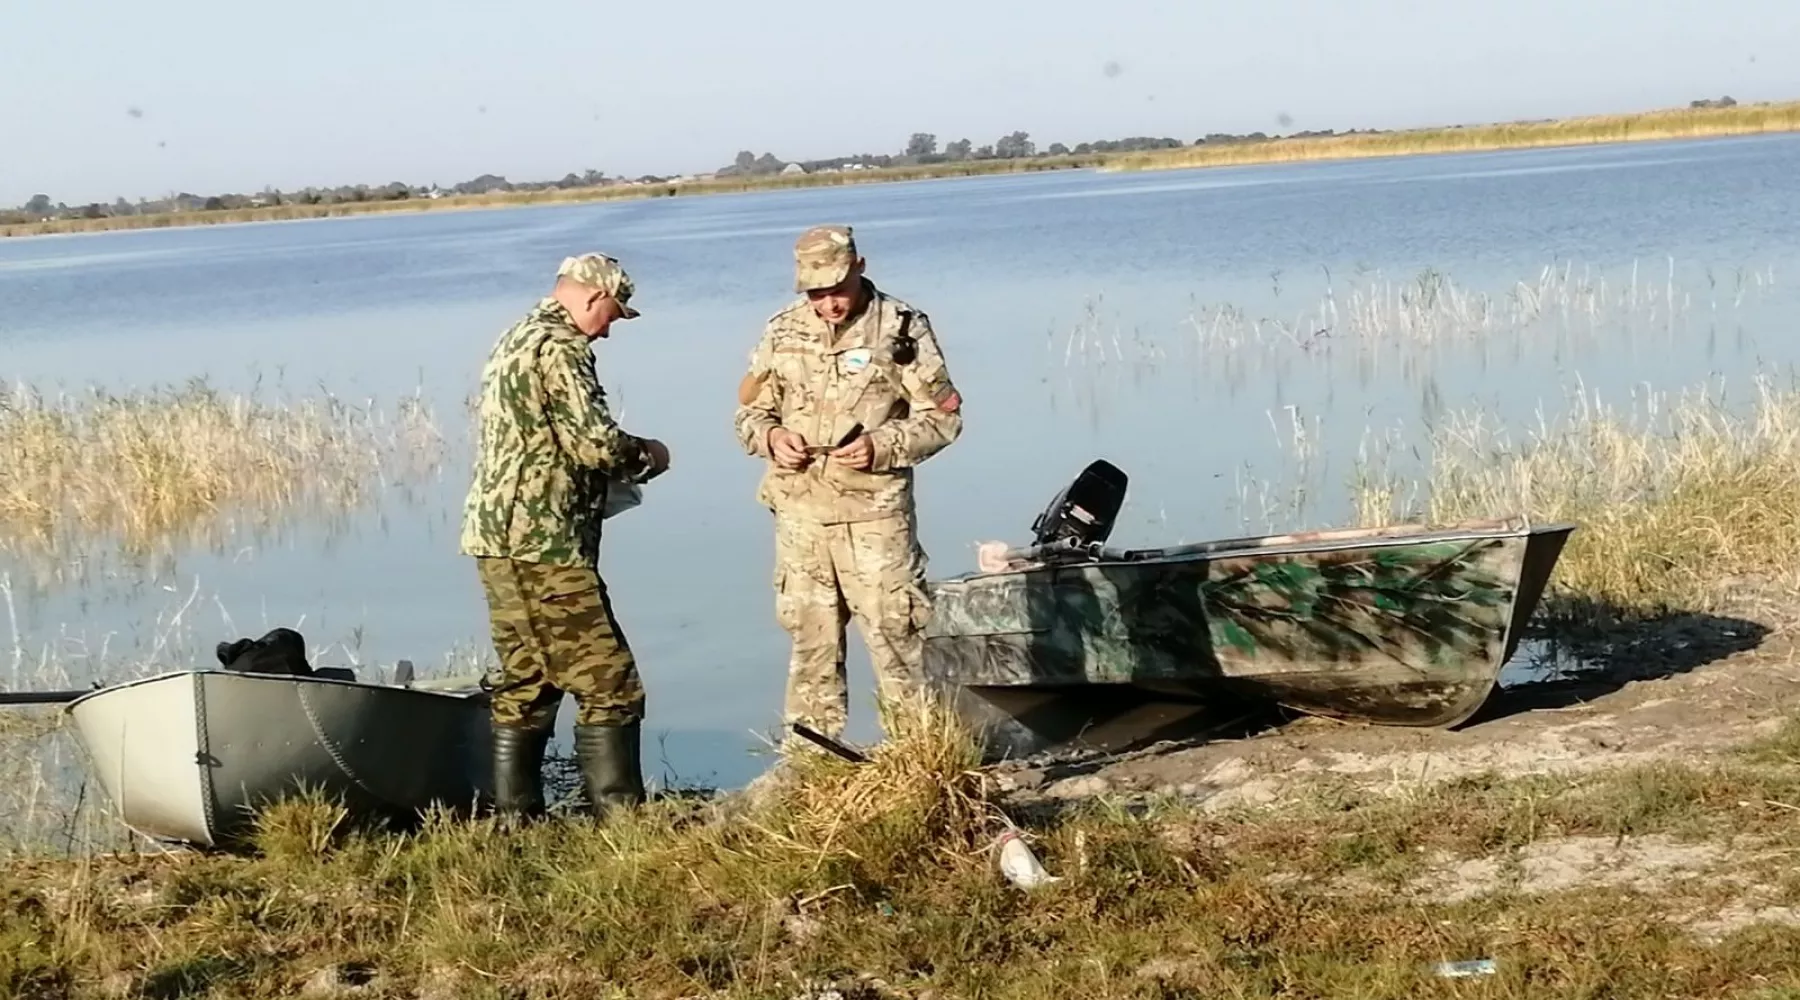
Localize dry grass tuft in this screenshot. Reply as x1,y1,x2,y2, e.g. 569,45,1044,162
1355,374,1800,616
744,692,1002,880
0,379,444,565
248,792,353,862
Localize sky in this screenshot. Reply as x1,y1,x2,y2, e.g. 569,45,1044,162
3,0,1797,207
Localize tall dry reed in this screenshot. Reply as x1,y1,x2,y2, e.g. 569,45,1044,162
1354,374,1800,615
0,380,443,565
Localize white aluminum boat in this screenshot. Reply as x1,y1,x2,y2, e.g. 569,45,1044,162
65,668,493,848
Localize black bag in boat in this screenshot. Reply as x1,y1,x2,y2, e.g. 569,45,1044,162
215,627,314,677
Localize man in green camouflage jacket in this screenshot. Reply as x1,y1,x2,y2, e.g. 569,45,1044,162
733,225,963,740
460,252,670,820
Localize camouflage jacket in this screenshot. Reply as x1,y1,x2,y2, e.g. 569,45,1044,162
733,281,962,524
459,297,656,566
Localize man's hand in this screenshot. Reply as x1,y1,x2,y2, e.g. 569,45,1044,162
829,433,874,471
768,427,810,470
641,438,671,479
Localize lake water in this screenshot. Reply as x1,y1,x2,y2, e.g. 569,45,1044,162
4,133,1800,792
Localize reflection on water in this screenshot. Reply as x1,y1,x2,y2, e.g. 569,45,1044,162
3,134,1800,812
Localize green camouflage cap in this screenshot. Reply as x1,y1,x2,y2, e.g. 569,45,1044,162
557,252,640,318
793,224,858,292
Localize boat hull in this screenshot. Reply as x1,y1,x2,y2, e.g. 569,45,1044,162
921,518,1575,761
66,669,492,847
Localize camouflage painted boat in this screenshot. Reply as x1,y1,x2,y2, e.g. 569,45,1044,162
920,494,1576,762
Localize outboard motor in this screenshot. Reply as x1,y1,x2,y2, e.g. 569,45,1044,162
1029,459,1129,550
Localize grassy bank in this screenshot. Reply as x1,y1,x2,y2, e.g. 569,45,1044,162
1109,100,1800,173
0,381,444,567
5,694,1800,998
8,100,1796,240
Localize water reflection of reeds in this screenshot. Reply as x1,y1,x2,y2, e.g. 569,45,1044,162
1045,258,1785,535
1051,259,1778,398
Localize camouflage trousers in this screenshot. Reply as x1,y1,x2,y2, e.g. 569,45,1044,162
772,511,931,738
474,557,645,729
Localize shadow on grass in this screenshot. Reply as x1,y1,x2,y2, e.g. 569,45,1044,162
1462,593,1773,725
988,689,1293,782
139,955,251,1000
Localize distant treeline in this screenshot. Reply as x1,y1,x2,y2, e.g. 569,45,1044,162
1,170,644,226
0,95,1765,228
709,127,1372,178
0,121,1404,225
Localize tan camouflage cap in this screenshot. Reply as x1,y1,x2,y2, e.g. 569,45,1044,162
793,224,859,292
557,252,640,318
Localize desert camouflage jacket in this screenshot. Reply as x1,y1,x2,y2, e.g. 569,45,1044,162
733,280,963,523
460,297,655,566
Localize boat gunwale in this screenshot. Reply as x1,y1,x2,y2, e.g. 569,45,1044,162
61,667,487,715
934,519,1578,588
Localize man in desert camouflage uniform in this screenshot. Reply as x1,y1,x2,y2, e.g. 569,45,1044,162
460,252,670,820
733,225,963,739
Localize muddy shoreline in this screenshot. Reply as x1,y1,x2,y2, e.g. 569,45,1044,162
987,593,1800,816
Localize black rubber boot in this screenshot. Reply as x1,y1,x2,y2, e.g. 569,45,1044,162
490,716,554,820
572,722,645,819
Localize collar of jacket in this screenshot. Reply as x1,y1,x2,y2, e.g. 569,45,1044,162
530,297,590,344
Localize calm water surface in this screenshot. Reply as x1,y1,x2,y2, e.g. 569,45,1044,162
4,133,1799,788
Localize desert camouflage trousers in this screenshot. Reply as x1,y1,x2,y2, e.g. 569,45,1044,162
475,557,645,729
772,511,931,738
